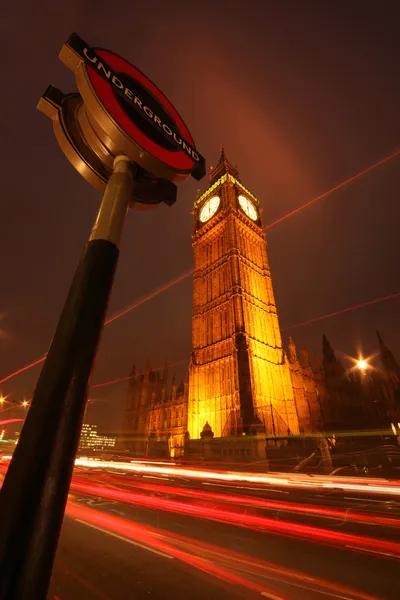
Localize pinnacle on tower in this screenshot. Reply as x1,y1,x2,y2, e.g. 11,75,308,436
209,145,240,184
288,336,298,364
376,330,385,347
171,372,177,401
184,370,189,394
376,330,400,381
322,334,337,364
301,347,310,366
322,335,347,379
200,421,214,439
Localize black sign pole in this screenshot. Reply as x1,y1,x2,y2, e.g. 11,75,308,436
0,155,135,600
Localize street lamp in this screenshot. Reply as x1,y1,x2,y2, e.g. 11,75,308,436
22,400,28,408
357,359,368,371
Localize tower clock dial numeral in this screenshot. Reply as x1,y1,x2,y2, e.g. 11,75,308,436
238,194,258,221
199,195,221,223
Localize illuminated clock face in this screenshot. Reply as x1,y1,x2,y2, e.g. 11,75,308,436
199,195,221,223
238,195,258,221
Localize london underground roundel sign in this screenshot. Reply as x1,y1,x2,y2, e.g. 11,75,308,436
59,34,205,182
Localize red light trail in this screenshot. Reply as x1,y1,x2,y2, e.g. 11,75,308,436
0,355,47,386
0,463,396,597
69,479,400,558
2,289,399,394
0,418,23,426
67,502,383,600
265,148,400,230
0,272,192,387
84,475,400,529
104,267,193,326
90,358,188,389
281,290,400,332
68,503,288,599
58,289,400,392
0,149,398,388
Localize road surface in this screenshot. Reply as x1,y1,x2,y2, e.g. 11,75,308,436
47,463,400,600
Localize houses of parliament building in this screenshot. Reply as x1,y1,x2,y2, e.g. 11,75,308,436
119,150,400,459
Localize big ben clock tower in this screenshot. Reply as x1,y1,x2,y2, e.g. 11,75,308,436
188,149,300,439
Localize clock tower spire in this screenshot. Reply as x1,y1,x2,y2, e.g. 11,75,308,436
188,151,300,439
209,146,240,185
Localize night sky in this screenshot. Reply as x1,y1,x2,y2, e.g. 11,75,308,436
1,1,399,432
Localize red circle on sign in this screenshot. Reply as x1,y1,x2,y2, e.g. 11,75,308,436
86,49,195,172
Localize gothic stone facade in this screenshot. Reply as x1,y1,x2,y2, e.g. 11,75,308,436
119,360,189,457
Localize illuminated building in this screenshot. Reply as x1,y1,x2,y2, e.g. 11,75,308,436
121,150,324,457
147,371,189,458
119,361,188,457
121,150,399,459
188,149,320,439
79,423,116,451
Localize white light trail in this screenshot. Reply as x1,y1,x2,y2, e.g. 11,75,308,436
74,458,400,497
